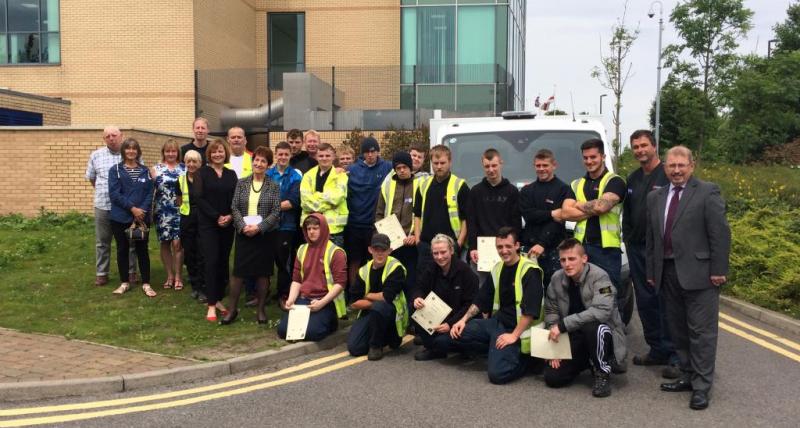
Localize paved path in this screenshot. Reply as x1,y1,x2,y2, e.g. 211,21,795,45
1,308,798,427
0,329,194,383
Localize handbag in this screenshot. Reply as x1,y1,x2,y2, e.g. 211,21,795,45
125,222,149,241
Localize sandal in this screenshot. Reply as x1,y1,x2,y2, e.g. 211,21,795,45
112,283,130,295
173,280,184,291
163,279,173,289
142,284,157,298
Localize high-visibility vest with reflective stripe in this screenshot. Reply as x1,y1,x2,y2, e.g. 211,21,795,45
299,166,349,234
357,256,408,337
418,174,466,238
178,174,191,215
571,172,623,248
491,257,544,354
379,172,418,232
225,152,253,178
296,241,347,318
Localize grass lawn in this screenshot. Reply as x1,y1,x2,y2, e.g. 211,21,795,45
0,213,298,361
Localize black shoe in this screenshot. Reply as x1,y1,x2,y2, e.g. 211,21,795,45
592,371,612,398
220,309,239,325
660,379,693,392
367,347,384,361
690,390,710,410
414,349,446,361
197,293,208,304
662,365,682,379
413,335,423,346
610,358,627,374
633,354,669,366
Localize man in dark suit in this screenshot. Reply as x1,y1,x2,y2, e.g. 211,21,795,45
646,146,731,410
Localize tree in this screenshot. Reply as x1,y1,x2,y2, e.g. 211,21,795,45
774,2,800,54
721,52,800,163
664,0,753,157
591,0,638,163
648,76,717,154
543,109,568,116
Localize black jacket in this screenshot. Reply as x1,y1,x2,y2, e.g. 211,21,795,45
466,177,521,249
414,258,478,326
519,176,574,250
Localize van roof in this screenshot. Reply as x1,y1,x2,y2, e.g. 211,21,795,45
429,116,607,137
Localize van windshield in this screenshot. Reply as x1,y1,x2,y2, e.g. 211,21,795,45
443,130,602,188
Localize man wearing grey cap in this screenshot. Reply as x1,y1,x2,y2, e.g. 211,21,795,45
345,137,393,291
347,233,408,361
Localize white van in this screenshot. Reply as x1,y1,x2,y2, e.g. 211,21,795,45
429,112,633,323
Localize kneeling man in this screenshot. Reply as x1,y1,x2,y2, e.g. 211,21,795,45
347,233,408,361
451,227,544,384
543,238,627,397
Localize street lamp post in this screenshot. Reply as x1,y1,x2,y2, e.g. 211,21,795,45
600,94,608,115
648,1,664,151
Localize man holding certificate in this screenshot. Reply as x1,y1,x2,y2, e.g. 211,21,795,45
277,213,347,342
451,227,544,385
412,234,478,361
543,238,628,398
347,234,408,361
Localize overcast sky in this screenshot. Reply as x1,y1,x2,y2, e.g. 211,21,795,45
525,0,792,149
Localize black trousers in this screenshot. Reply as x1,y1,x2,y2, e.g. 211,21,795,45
543,322,613,388
198,223,234,305
110,220,151,284
180,214,205,293
274,230,295,298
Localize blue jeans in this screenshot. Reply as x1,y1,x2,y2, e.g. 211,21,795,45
456,318,529,384
347,301,401,356
277,298,338,342
627,241,677,362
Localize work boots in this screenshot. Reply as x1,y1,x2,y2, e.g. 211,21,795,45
592,371,612,398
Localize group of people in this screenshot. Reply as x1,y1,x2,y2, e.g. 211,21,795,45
86,121,730,410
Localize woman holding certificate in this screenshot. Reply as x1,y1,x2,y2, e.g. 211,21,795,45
223,146,281,325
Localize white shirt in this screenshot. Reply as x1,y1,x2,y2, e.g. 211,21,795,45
229,155,244,178
663,183,683,233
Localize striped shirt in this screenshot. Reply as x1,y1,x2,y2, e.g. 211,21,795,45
85,147,122,210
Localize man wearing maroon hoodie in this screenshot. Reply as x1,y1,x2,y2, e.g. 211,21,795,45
277,213,348,342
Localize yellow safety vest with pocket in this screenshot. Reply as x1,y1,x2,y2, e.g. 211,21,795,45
571,172,623,248
417,174,466,238
296,241,347,318
299,166,349,234
490,257,544,354
357,256,408,337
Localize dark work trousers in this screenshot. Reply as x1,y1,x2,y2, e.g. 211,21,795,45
392,244,417,315
584,244,623,314
277,297,338,342
627,241,676,362
198,223,234,306
414,320,458,355
539,247,561,289
110,220,151,284
661,260,719,392
543,321,614,388
456,317,529,385
180,214,205,294
347,301,402,356
274,230,295,299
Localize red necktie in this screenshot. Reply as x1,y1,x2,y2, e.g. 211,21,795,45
663,186,683,257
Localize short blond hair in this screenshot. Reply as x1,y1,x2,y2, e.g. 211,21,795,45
430,144,451,160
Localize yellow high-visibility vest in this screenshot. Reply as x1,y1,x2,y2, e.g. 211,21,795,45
296,240,347,318
299,166,349,234
417,174,465,238
571,172,623,248
178,174,191,215
357,256,408,337
225,152,253,178
490,257,544,354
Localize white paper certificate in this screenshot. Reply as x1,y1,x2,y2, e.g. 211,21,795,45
411,292,453,335
477,236,501,272
243,215,263,226
374,214,407,250
285,305,311,341
529,327,572,360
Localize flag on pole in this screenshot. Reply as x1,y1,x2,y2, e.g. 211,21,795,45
541,95,555,111
534,96,540,108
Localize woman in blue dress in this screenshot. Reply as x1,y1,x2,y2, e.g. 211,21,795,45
151,140,186,290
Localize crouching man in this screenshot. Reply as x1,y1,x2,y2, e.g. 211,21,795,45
347,233,408,361
543,238,627,397
451,227,544,384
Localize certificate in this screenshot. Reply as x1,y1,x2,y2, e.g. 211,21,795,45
477,236,501,272
285,305,311,341
411,292,453,335
529,326,572,360
243,215,263,226
374,214,406,250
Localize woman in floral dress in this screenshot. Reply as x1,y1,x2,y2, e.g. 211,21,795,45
151,140,186,290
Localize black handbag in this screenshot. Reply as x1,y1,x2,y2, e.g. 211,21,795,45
125,222,149,241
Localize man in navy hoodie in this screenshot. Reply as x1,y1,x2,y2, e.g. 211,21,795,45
345,137,393,291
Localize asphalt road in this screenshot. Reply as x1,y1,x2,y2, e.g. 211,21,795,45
2,310,799,428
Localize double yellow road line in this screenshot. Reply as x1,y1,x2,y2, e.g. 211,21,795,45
719,312,800,363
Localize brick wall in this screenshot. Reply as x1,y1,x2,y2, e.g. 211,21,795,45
0,89,71,125
0,127,191,216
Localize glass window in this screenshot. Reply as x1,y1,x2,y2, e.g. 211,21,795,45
1,0,60,64
268,13,305,90
415,6,455,84
417,84,455,111
456,84,495,113
444,131,602,187
401,8,416,84
457,6,494,84
400,85,415,110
